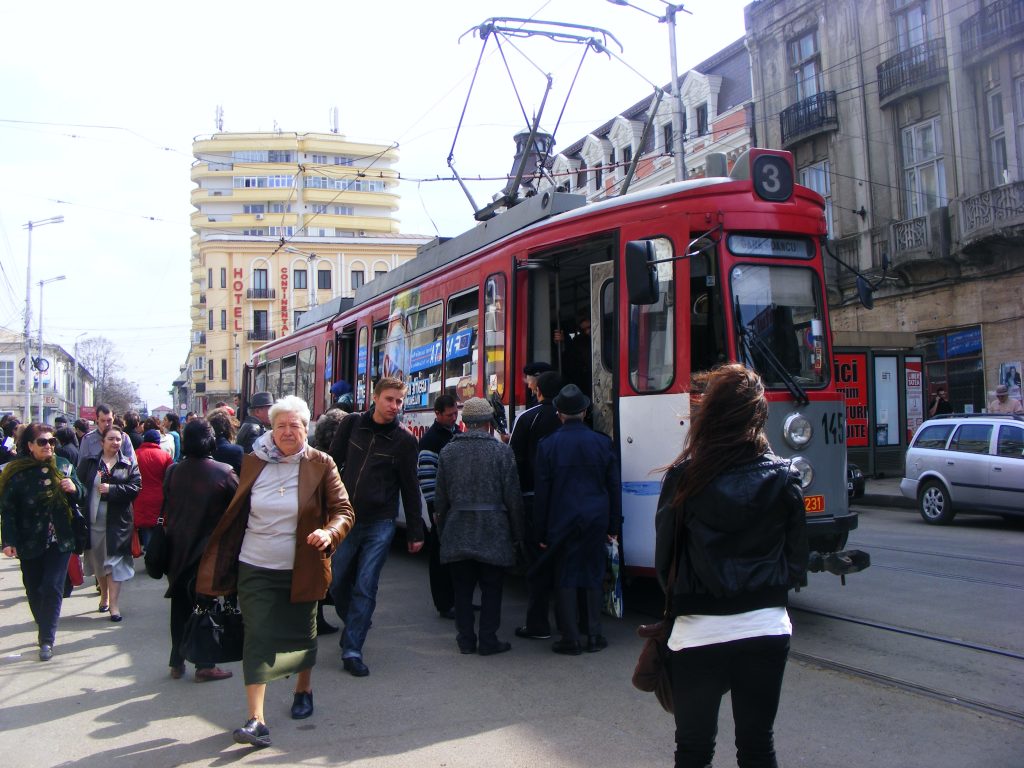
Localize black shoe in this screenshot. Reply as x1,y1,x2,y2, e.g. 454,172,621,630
586,635,608,653
38,644,53,662
457,641,477,655
232,718,271,748
514,626,551,640
291,691,314,720
342,657,369,677
552,639,582,656
478,641,512,656
439,608,456,620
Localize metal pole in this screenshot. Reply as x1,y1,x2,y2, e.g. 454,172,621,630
24,223,33,423
308,254,317,308
74,337,79,422
666,5,686,183
37,281,44,422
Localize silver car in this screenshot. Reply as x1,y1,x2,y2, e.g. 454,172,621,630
901,414,1024,524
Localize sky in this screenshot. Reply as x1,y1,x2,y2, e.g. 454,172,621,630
0,0,748,410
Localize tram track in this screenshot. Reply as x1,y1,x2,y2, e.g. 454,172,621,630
851,542,1024,569
856,562,1024,590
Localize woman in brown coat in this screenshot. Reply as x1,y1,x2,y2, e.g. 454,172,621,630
197,396,354,748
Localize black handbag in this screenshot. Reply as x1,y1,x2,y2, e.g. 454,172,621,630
144,518,169,579
181,597,244,665
70,505,89,555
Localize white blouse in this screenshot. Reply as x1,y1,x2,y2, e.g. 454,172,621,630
238,459,301,571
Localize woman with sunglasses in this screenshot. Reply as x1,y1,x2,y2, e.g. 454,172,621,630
0,423,85,661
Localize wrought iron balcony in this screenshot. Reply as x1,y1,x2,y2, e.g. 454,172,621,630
246,288,277,300
877,38,947,106
962,0,1024,66
780,91,839,148
247,329,276,342
959,181,1024,244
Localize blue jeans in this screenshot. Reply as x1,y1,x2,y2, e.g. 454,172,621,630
330,519,396,659
20,544,72,646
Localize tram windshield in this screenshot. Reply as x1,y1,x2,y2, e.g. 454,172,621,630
730,264,827,388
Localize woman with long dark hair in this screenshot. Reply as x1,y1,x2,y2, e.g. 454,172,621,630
655,364,808,768
0,423,85,660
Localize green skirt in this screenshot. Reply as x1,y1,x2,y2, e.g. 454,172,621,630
237,562,317,685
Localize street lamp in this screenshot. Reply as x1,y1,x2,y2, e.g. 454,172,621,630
73,330,88,422
607,0,691,183
22,216,64,422
37,275,66,422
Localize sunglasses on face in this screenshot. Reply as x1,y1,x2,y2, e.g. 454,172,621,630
34,438,58,447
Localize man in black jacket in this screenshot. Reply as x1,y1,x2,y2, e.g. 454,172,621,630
328,376,425,677
235,391,272,453
417,394,458,618
509,370,562,640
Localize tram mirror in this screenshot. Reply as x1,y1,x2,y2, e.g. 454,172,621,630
856,276,874,310
625,240,659,305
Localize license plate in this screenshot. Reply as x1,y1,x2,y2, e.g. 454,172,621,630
803,494,826,513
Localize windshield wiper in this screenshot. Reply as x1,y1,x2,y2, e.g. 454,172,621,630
734,299,809,406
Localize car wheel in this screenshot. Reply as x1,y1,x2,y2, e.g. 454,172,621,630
918,480,955,525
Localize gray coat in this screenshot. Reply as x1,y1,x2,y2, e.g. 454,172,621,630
435,431,525,567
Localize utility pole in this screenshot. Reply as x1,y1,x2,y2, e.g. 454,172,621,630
22,216,64,422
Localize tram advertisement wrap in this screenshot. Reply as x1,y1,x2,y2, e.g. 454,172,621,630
835,353,868,447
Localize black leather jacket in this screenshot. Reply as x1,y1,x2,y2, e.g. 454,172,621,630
655,453,808,617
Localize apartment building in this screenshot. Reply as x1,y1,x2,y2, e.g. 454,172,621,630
746,0,1024,472
186,131,432,413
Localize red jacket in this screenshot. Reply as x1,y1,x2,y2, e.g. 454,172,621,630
135,442,173,528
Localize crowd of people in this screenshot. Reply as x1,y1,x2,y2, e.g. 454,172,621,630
1,363,810,765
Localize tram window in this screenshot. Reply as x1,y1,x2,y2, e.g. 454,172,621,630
731,265,827,387
254,364,268,395
600,279,614,372
323,340,334,412
629,237,675,393
690,241,726,373
371,322,389,383
298,347,316,409
446,289,479,403
405,302,444,410
266,359,281,397
356,326,369,410
280,355,297,399
484,274,506,398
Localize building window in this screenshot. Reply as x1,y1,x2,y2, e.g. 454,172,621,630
194,356,205,372
221,359,227,381
663,123,673,154
988,88,1007,186
294,311,304,328
253,269,268,291
208,359,214,379
208,310,214,331
294,269,307,289
1016,76,1024,181
220,267,226,288
310,154,327,164
902,117,946,218
608,148,616,177
311,204,327,214
220,310,227,330
207,268,213,289
268,227,294,237
334,205,354,215
594,163,603,189
696,104,709,136
254,310,268,331
242,229,267,236
800,160,833,235
623,145,632,166
268,150,292,163
0,360,13,392
894,0,927,52
788,30,821,101
243,204,266,214
352,270,365,290
577,161,587,188
317,270,332,290
270,203,291,213
374,270,388,281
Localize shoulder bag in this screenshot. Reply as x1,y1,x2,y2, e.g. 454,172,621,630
70,505,90,555
181,596,244,665
144,517,169,579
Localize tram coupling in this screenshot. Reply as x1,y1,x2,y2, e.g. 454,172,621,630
807,549,871,585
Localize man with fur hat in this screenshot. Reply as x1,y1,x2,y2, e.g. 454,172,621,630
434,397,524,656
534,384,620,655
235,391,273,454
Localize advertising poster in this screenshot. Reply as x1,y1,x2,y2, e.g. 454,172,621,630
905,357,923,442
999,361,1023,403
834,353,868,447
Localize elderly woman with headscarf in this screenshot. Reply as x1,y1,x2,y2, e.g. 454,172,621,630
197,395,355,749
0,422,85,660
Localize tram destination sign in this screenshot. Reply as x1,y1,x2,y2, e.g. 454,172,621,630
728,235,813,259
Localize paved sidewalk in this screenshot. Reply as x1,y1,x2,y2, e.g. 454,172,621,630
857,475,915,509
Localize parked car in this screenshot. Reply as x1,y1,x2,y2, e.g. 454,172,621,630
847,462,865,500
901,414,1024,524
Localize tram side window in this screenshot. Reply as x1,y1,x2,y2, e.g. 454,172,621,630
266,359,281,397
298,347,316,409
371,323,389,384
254,364,268,395
356,326,369,410
484,274,506,398
445,289,479,403
323,340,334,412
405,302,444,410
280,355,297,400
629,237,675,393
689,242,726,373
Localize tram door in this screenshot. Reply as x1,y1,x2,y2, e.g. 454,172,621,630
590,260,614,439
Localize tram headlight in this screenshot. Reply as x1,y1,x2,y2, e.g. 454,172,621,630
783,413,812,449
791,456,814,489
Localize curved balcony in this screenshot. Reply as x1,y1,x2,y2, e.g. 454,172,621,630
780,91,839,148
961,0,1024,67
301,189,400,209
877,38,947,108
